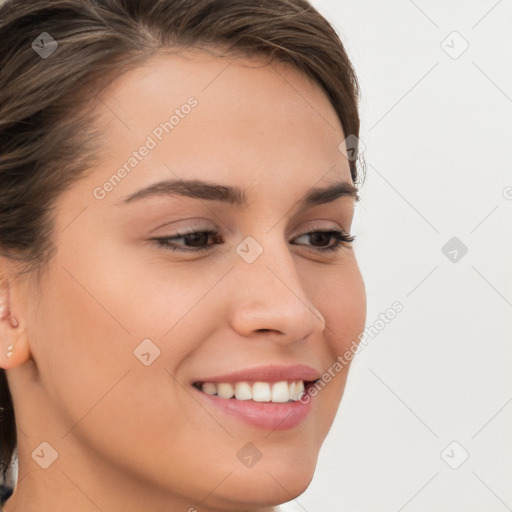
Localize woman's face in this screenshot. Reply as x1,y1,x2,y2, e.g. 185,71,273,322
8,51,366,510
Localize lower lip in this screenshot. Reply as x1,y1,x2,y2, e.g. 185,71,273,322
192,385,313,430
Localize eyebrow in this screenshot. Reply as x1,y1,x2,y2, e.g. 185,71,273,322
121,178,359,209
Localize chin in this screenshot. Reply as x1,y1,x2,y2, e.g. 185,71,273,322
208,450,318,510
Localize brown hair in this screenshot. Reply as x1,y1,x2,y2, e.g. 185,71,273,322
0,0,362,490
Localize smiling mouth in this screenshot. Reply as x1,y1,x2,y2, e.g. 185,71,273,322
193,379,319,403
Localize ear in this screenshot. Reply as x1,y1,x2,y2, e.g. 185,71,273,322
0,258,31,370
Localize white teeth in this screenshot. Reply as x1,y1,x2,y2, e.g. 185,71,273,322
202,382,217,396
234,382,252,400
217,382,235,399
252,382,271,402
271,381,290,403
292,380,305,401
198,380,307,402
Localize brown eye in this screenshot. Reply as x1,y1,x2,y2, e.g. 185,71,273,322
292,229,355,253
151,228,355,254
151,229,221,252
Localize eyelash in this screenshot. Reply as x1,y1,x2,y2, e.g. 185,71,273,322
151,227,356,254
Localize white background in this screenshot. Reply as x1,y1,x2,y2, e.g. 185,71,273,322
282,1,512,511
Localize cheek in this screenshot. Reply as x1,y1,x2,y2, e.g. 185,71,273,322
303,259,366,420
28,262,135,426
312,258,367,355
28,258,201,470
31,240,218,425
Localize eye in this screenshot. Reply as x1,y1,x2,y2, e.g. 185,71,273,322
151,229,222,252
292,229,355,253
150,227,355,254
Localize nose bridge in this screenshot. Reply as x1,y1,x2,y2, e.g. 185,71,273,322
228,233,325,340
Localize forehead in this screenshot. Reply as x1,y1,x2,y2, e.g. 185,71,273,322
96,49,341,123
86,50,351,205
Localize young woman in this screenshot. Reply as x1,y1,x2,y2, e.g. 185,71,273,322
0,0,366,510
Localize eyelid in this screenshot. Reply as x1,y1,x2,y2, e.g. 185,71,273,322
292,219,349,236
149,218,215,236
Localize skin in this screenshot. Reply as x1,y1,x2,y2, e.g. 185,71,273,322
0,50,366,512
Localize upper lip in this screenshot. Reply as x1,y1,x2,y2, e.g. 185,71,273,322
193,364,321,384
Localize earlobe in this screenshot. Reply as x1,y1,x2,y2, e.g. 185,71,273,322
0,270,31,370
0,313,31,370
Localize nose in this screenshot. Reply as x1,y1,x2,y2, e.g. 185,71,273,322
227,236,326,345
